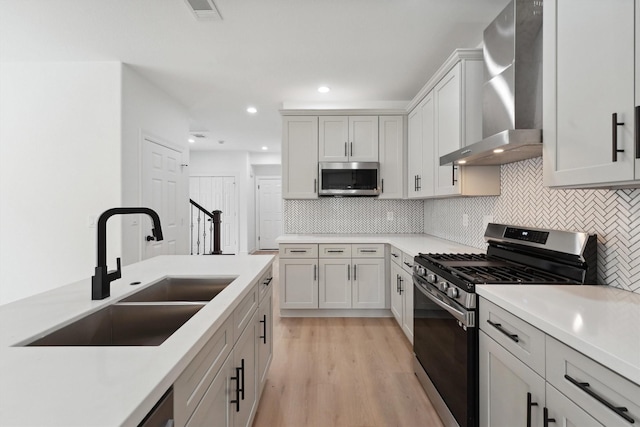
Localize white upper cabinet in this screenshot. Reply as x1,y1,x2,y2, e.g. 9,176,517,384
408,92,435,198
282,116,318,199
408,49,499,199
543,0,639,188
319,116,378,162
378,115,405,199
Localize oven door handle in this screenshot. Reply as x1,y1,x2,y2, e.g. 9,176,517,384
415,280,471,326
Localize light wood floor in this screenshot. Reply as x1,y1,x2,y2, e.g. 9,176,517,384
252,256,444,427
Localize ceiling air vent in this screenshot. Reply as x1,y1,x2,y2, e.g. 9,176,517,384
184,0,222,21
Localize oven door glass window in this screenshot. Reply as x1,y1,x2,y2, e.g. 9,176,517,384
414,280,477,427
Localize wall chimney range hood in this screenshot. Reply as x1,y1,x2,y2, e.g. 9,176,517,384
440,0,543,166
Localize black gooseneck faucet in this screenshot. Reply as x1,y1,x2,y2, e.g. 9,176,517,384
91,207,164,300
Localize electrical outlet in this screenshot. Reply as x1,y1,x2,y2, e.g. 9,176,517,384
387,211,394,221
462,214,469,227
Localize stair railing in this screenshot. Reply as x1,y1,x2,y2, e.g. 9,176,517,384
189,199,222,255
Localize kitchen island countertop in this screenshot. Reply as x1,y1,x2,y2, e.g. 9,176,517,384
0,254,274,426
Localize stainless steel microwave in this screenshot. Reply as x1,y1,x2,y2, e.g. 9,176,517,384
318,162,380,196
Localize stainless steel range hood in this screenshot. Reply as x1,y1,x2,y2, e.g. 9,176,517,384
440,0,543,166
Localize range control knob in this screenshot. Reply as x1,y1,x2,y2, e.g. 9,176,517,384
447,287,459,299
416,266,426,276
426,273,437,283
439,281,449,292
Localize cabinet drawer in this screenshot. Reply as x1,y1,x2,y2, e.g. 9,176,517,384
319,243,352,258
389,245,402,266
279,244,318,258
174,317,233,427
233,284,258,337
353,243,384,258
401,252,415,274
257,265,273,302
479,298,545,376
546,336,640,426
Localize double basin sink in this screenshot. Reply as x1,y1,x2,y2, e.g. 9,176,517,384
25,276,237,347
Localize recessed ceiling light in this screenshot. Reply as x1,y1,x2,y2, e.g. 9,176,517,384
458,160,467,164
247,106,257,114
188,138,195,144
262,146,268,151
318,86,330,93
493,148,505,153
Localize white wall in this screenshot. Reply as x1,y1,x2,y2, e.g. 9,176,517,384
189,151,253,254
0,62,122,305
121,65,191,265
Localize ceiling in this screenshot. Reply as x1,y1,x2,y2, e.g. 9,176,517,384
0,0,509,153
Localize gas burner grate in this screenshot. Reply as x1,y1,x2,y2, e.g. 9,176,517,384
451,265,574,284
419,253,488,262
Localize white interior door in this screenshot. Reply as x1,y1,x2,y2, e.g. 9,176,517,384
189,176,238,254
142,138,182,260
256,177,282,250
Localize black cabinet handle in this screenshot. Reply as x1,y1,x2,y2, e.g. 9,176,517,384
239,358,245,400
612,112,625,162
564,374,635,423
344,142,347,157
314,264,317,281
347,264,350,280
403,261,412,268
633,105,640,159
543,407,556,427
399,276,403,295
230,367,241,412
381,179,384,193
290,250,307,253
360,249,378,253
350,142,353,157
396,275,400,293
353,264,357,280
263,277,273,286
452,164,458,185
327,250,344,253
260,314,267,344
416,175,421,191
487,319,520,342
527,392,539,427
391,253,399,258
314,178,317,193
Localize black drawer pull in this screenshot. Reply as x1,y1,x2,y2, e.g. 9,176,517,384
230,367,241,412
263,277,273,286
290,250,307,253
391,253,399,258
564,374,635,423
487,320,520,342
326,250,344,253
403,262,412,268
359,249,378,253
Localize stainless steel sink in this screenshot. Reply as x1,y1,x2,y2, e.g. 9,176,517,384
121,276,236,302
25,303,204,346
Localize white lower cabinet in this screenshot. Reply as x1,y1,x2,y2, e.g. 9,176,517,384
480,296,640,427
257,286,273,396
545,383,603,427
389,245,413,343
479,330,545,427
175,277,271,427
318,244,386,309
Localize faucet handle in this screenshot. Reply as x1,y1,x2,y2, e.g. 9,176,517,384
108,257,122,281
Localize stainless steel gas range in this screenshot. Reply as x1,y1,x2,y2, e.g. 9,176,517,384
412,223,598,427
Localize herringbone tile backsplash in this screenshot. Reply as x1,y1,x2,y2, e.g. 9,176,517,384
425,157,640,293
284,198,424,234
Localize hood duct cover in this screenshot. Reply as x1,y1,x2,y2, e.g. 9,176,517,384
440,0,543,166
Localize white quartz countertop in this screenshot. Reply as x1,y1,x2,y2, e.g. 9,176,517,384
0,254,274,427
477,285,640,386
276,233,482,257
